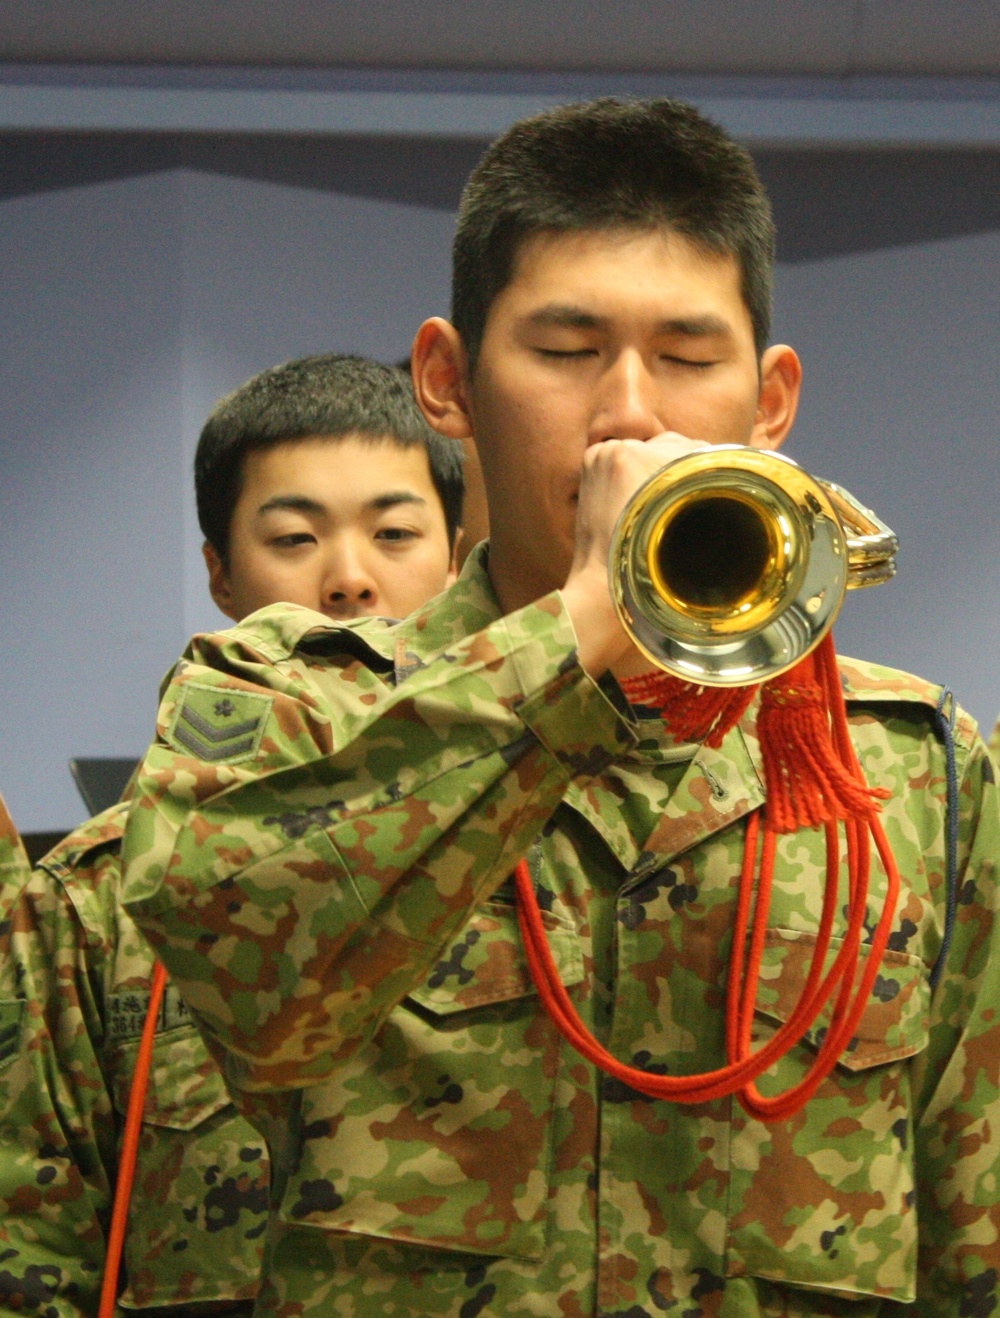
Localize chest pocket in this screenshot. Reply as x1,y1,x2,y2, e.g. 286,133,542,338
109,1015,269,1309
726,928,929,1305
277,899,583,1260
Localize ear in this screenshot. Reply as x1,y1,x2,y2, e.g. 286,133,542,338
411,317,474,440
202,541,238,621
749,344,802,451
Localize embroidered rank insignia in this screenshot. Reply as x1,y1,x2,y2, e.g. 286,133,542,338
167,683,273,764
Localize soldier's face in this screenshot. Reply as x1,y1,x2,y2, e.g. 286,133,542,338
463,227,776,606
205,435,457,623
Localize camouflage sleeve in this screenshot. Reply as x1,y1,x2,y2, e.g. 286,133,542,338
0,832,119,1318
0,792,29,896
987,714,1000,767
123,594,635,1094
0,800,273,1318
903,722,1000,1314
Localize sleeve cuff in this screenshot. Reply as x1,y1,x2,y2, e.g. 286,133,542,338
501,591,637,777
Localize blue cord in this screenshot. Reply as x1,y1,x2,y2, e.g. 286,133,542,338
929,687,959,992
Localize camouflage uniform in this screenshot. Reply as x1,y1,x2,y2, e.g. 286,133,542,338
122,550,1000,1317
988,717,1000,766
0,791,29,897
0,802,269,1318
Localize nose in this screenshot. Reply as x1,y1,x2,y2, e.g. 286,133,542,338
588,351,664,445
321,543,379,618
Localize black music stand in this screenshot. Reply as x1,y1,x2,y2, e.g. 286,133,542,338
69,757,138,816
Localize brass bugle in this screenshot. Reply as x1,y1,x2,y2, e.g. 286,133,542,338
609,445,898,687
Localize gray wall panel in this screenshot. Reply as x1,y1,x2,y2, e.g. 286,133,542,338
0,173,185,831
0,170,455,831
774,230,1000,733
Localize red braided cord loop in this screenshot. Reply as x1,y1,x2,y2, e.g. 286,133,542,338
616,671,757,749
515,633,901,1122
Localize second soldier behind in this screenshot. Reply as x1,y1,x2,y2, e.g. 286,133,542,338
0,355,463,1318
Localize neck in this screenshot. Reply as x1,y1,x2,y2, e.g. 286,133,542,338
485,540,560,617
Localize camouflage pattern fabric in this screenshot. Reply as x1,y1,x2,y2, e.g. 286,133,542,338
0,791,29,898
988,716,1000,767
0,802,269,1317
122,549,1000,1317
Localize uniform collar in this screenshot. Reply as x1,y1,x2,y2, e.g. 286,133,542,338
392,543,502,683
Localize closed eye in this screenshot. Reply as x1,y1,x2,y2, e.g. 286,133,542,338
271,532,316,548
536,347,597,359
375,527,419,543
661,355,718,370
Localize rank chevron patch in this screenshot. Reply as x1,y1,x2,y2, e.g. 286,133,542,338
167,682,274,764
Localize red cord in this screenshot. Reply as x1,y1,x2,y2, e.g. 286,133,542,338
98,960,169,1318
515,635,900,1122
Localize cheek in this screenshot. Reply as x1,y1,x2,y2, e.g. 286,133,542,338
419,542,455,583
660,366,760,429
400,545,453,596
475,375,571,467
708,376,763,437
231,551,312,613
239,551,282,591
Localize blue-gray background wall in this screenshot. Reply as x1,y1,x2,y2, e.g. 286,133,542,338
1,148,998,832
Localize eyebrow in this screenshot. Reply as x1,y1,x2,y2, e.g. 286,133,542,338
256,491,428,517
257,494,325,517
369,491,428,512
524,305,734,338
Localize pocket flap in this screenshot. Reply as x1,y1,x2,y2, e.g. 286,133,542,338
751,927,929,1071
111,1027,234,1130
407,899,583,1016
276,898,576,1261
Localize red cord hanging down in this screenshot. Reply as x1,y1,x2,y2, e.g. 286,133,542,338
515,633,901,1122
98,960,169,1318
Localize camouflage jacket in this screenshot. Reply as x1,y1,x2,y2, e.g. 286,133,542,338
122,553,1000,1318
0,803,269,1318
989,716,1000,766
0,791,29,898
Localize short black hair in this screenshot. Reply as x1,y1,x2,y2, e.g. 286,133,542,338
195,354,464,564
452,97,775,370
